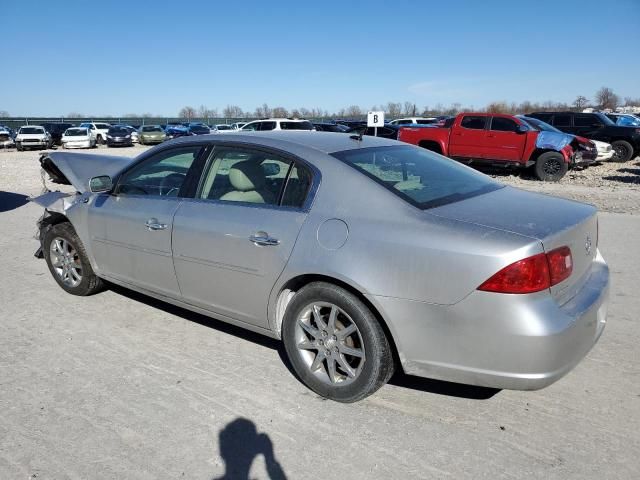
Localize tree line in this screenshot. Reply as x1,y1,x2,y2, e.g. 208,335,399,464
1,86,637,120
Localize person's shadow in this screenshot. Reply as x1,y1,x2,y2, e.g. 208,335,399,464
213,418,287,480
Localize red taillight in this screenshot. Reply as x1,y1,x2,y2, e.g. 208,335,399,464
546,246,573,285
478,246,573,294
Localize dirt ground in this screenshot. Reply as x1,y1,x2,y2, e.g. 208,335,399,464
1,144,639,479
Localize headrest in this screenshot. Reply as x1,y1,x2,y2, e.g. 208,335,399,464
228,161,265,192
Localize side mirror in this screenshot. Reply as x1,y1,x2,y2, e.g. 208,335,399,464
516,124,528,133
262,162,281,177
89,175,113,193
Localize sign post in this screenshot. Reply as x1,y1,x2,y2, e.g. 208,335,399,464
367,111,384,136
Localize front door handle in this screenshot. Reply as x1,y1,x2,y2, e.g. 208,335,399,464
145,218,167,231
249,232,280,246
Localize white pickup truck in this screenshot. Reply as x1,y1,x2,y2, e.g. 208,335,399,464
15,126,52,151
79,122,111,144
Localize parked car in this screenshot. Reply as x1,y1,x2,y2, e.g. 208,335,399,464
313,123,350,132
79,122,111,145
138,125,167,144
241,118,314,131
106,126,133,147
117,125,139,143
61,127,96,149
528,111,640,162
187,123,212,135
165,125,192,139
346,124,400,140
0,127,15,148
605,113,640,127
41,122,75,146
33,132,609,402
389,117,437,126
398,113,595,181
15,126,52,151
517,115,600,166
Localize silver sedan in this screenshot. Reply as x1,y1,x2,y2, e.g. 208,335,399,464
33,132,609,402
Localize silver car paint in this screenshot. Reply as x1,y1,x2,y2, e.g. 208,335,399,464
34,132,609,390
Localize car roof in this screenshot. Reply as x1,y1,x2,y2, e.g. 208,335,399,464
165,130,400,154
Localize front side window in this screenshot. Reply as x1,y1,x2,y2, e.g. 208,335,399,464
198,147,311,208
116,146,202,197
242,122,259,131
332,145,501,209
460,116,487,130
490,117,519,132
575,114,601,127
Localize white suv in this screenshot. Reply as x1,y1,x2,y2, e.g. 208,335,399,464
240,118,314,131
15,126,52,151
79,122,111,144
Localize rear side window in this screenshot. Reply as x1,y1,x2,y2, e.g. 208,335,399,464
553,115,572,127
490,117,519,132
416,119,436,124
575,114,601,127
259,122,277,131
460,116,487,130
332,145,501,209
280,121,313,130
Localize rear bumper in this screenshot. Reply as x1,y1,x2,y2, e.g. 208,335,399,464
369,250,609,390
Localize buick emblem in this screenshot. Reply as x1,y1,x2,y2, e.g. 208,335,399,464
585,236,592,255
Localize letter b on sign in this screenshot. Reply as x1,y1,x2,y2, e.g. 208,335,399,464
367,111,384,127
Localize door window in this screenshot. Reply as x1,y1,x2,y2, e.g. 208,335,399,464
553,115,572,127
199,147,312,208
460,116,487,130
575,114,601,127
490,117,519,132
115,146,202,197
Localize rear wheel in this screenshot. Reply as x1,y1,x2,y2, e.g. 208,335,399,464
534,152,567,181
16,143,23,151
96,135,104,145
282,282,395,402
611,140,633,162
43,223,103,296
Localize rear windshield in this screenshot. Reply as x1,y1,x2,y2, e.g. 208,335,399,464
95,123,111,129
331,145,502,209
142,126,163,132
280,121,313,130
65,128,88,136
19,127,45,134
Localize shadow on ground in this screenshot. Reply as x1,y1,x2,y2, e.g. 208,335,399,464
109,284,499,401
212,418,287,480
0,191,29,212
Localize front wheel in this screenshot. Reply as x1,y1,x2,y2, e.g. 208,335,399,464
282,282,395,402
611,140,633,162
534,152,568,182
43,223,104,296
96,135,104,145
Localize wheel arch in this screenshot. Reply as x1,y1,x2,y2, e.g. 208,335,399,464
272,273,402,367
418,139,444,154
529,147,569,164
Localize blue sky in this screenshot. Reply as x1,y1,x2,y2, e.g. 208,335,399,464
2,0,639,116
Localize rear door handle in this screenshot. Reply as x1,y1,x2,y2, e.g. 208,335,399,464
249,232,280,246
145,218,167,231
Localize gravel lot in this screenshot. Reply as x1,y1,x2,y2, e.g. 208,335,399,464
1,145,639,479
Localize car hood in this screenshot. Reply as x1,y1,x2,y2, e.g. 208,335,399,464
427,185,595,241
39,151,135,193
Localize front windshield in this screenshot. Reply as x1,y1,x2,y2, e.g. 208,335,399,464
19,127,44,134
331,145,502,209
190,125,209,133
65,128,88,136
519,116,562,133
616,115,640,127
108,127,129,135
142,126,163,132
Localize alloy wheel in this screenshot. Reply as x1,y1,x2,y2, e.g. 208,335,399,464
612,144,629,162
543,158,561,175
49,237,83,288
294,302,366,385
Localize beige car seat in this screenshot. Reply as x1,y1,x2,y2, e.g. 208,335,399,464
219,160,275,204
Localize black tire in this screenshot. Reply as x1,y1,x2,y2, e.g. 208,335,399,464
139,138,145,145
16,144,23,151
96,135,104,145
282,282,395,402
611,140,633,162
534,152,568,182
43,222,104,296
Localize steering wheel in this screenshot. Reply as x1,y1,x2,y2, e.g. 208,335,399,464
120,184,148,195
160,173,186,196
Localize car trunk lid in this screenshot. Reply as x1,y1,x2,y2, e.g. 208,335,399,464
428,186,598,304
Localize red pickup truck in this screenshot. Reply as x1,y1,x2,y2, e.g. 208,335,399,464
398,113,596,181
